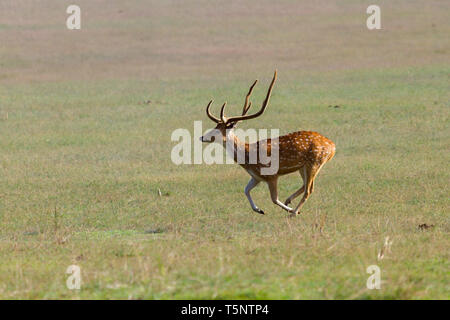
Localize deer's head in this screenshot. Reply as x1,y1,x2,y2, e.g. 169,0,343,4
200,70,277,144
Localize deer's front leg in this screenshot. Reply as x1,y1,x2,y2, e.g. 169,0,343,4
267,178,294,213
245,178,264,214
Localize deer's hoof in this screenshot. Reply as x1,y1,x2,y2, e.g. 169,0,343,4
288,212,297,218
255,208,265,215
284,199,291,206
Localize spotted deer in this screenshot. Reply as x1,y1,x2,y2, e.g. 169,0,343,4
200,70,335,217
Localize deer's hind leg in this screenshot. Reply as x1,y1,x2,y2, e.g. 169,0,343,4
284,168,306,206
291,162,325,216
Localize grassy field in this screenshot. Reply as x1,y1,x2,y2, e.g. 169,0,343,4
0,0,449,299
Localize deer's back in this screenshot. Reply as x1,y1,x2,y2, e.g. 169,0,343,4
271,131,335,174
246,131,335,177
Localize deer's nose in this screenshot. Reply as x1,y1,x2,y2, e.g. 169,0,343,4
200,136,214,142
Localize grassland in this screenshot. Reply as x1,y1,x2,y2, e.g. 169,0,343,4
0,0,449,299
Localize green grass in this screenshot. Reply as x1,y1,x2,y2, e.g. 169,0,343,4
0,0,449,299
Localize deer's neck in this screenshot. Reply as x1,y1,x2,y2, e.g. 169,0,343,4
224,130,249,165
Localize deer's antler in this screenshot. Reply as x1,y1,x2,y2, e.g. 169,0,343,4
220,102,227,122
242,80,258,116
206,100,220,123
206,70,276,124
226,70,277,124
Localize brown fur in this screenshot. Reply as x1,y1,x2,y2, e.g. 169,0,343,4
201,71,335,216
